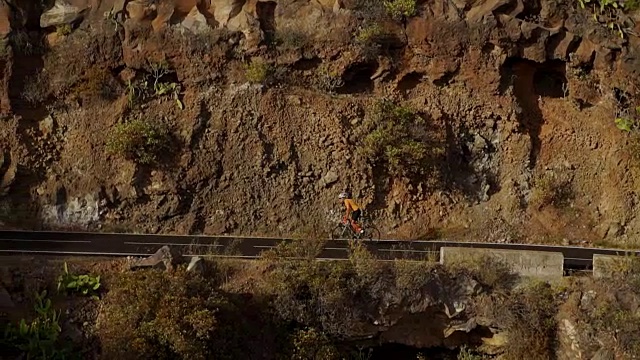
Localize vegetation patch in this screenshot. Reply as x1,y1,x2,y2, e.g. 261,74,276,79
146,61,184,109
313,64,344,94
244,58,273,84
383,0,418,20
615,105,640,132
1,290,69,360
124,62,184,109
572,256,640,357
528,170,574,210
106,119,171,165
7,245,640,359
56,24,72,37
502,281,558,359
359,100,444,184
354,23,389,60
444,254,518,292
57,262,101,298
290,327,340,360
273,28,310,51
353,0,417,21
9,30,45,56
577,0,639,38
355,23,385,45
96,269,243,360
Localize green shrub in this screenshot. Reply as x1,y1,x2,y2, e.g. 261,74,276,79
578,0,639,11
244,58,272,84
445,254,518,291
56,262,101,297
457,346,487,360
96,270,241,360
291,328,340,360
354,22,394,60
355,23,385,45
106,119,171,165
144,61,185,109
577,0,639,38
258,244,446,339
56,24,72,36
313,65,344,93
2,290,68,360
383,0,417,20
360,100,442,181
274,29,309,51
626,0,640,10
615,106,640,132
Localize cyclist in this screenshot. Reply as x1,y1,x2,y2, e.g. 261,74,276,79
339,191,364,234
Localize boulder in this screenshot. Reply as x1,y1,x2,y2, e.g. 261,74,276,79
212,0,245,27
321,170,339,187
443,318,477,338
151,1,174,32
550,31,578,60
39,115,56,136
187,256,205,272
125,0,153,21
181,6,209,34
40,1,86,28
573,38,597,66
466,0,511,22
129,245,184,271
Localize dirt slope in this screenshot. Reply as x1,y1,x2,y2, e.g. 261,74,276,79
0,0,639,245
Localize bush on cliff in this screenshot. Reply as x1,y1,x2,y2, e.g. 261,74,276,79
106,119,171,165
360,100,444,184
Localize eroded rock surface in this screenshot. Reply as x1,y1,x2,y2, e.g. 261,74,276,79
0,0,637,245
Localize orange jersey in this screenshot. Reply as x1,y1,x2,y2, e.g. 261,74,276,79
344,198,360,211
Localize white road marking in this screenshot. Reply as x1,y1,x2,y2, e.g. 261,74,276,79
377,248,435,253
0,239,91,243
123,241,223,247
0,250,148,256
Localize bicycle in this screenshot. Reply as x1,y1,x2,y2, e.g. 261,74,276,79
330,211,381,242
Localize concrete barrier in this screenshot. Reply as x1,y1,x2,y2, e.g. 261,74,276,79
592,254,637,279
440,247,564,281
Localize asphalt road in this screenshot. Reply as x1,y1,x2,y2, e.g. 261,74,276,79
0,230,638,269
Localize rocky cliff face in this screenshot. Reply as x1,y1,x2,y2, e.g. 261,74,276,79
0,0,638,243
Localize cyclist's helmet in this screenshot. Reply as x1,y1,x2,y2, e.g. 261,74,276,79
338,192,349,199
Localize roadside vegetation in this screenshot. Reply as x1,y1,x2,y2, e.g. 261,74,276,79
4,243,640,360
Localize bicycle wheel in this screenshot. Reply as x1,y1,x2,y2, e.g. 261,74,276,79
360,226,381,242
330,224,351,240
